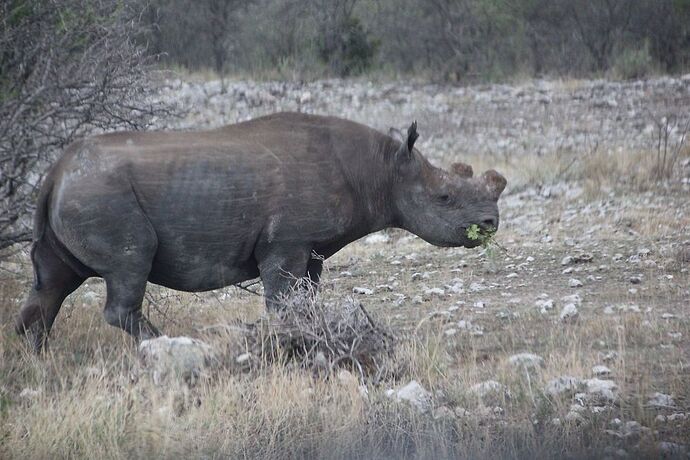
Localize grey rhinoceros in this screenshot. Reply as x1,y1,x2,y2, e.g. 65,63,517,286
16,112,506,351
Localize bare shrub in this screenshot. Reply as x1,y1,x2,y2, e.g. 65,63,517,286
213,282,395,379
0,0,174,252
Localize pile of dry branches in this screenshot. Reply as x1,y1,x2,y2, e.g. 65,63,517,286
225,287,395,379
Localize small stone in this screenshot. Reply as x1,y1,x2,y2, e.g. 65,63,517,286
560,303,579,322
352,287,373,295
423,287,445,299
536,298,554,313
561,256,574,266
592,365,611,376
472,380,509,401
561,294,582,306
444,328,458,336
629,275,642,284
392,380,432,413
363,233,390,245
647,392,675,408
19,388,41,400
139,336,215,386
432,406,455,421
544,376,582,397
508,352,544,369
235,352,251,364
584,378,618,402
568,278,583,288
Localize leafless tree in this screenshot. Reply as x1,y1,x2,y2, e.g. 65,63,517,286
0,0,173,253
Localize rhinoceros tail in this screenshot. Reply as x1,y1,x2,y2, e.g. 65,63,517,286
31,169,56,291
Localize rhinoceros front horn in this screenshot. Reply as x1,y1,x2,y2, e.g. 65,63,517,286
481,170,507,201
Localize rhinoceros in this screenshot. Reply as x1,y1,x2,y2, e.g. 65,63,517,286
15,112,506,351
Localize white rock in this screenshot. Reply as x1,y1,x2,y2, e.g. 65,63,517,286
535,299,554,313
592,365,611,376
423,287,445,299
647,392,675,408
584,378,618,402
472,380,509,400
364,233,390,245
352,287,373,295
432,406,455,420
392,380,432,413
139,336,215,385
560,303,579,322
561,256,574,266
19,388,41,400
235,353,251,364
544,376,582,396
568,278,583,288
561,294,583,306
508,353,545,369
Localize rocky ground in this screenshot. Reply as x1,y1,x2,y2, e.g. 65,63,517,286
155,74,690,164
1,75,689,459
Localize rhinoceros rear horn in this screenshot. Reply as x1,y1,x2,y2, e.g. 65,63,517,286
451,162,474,178
481,170,507,201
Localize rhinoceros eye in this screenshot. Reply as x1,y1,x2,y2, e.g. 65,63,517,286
436,193,451,204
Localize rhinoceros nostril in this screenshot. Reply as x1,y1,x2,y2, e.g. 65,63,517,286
482,218,497,230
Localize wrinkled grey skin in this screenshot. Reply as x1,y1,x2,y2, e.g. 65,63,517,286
15,112,506,352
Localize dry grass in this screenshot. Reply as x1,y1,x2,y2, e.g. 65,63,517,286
1,147,689,459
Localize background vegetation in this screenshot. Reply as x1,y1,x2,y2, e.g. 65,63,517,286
142,0,690,81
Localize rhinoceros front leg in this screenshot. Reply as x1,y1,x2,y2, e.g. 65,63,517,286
256,246,312,310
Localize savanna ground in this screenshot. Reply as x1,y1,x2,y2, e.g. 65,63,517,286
1,75,689,459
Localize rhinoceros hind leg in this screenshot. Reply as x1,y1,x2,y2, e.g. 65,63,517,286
15,240,84,353
102,273,160,340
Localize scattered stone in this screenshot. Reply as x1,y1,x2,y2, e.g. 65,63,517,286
535,298,555,313
560,303,579,322
508,352,545,369
391,380,432,413
19,388,41,400
423,287,445,299
568,278,583,288
432,405,455,421
139,336,215,386
647,392,675,408
363,233,390,244
629,275,642,284
235,352,251,364
584,378,618,403
561,294,583,306
472,380,510,402
352,287,373,295
592,365,612,377
469,282,487,292
544,376,583,397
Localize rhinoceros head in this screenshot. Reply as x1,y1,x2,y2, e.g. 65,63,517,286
390,122,506,248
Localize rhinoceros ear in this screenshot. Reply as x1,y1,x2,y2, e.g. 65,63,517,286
388,127,404,143
481,170,507,201
451,162,474,178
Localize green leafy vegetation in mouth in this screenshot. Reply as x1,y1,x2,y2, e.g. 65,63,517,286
466,224,505,252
